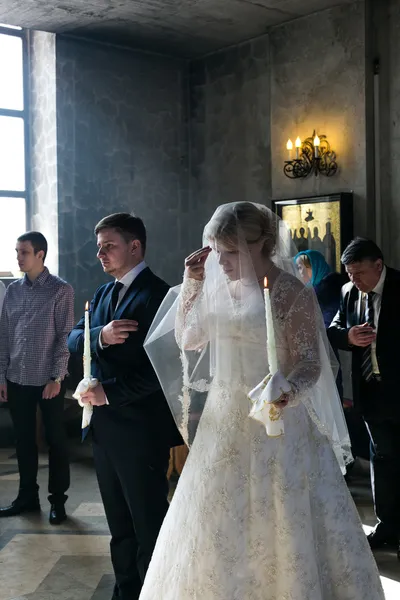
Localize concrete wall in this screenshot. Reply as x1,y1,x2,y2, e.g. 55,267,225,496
270,2,366,231
31,0,400,310
29,30,59,275
55,37,189,312
387,0,400,266
189,37,271,244
189,1,367,239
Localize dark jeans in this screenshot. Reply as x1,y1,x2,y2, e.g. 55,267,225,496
92,432,170,600
361,378,400,533
7,380,70,505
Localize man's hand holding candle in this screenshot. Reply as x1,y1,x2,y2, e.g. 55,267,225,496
80,383,107,406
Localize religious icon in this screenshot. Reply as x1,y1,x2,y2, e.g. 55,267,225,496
273,194,353,274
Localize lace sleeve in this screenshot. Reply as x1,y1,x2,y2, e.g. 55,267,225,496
175,277,209,351
285,286,321,404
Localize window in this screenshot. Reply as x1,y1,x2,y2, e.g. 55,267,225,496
0,24,28,278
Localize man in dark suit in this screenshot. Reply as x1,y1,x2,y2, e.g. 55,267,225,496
329,238,400,556
68,213,182,600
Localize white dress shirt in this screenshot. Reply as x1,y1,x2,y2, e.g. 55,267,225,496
113,261,147,309
99,261,147,351
362,266,386,375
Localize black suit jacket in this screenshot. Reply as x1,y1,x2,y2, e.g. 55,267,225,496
68,267,183,452
328,266,400,420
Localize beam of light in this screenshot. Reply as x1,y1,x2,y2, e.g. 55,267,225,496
0,24,22,30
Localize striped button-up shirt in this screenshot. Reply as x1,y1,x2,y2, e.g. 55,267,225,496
0,268,74,386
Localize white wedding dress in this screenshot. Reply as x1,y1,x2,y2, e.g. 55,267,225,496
140,272,385,600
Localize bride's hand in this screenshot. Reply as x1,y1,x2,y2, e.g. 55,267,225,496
273,393,290,409
185,247,212,281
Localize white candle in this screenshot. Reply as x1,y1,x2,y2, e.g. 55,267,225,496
295,136,301,159
264,278,278,374
83,301,91,379
263,277,284,437
314,134,320,158
286,139,293,161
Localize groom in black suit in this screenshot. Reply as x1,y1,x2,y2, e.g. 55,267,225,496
329,238,400,555
68,213,182,600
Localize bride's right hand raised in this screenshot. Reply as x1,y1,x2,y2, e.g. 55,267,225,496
185,247,212,281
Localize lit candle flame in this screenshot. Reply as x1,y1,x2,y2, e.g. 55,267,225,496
313,134,320,147
85,301,89,311
264,277,268,289
286,139,293,151
295,136,302,148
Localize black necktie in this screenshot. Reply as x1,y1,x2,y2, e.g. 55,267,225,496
110,281,124,317
361,292,375,382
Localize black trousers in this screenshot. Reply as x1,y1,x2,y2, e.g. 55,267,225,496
344,407,370,461
361,378,400,533
7,380,70,504
92,432,170,600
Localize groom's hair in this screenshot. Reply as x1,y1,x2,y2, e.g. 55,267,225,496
95,212,147,255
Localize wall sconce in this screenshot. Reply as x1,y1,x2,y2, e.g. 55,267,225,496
284,130,338,179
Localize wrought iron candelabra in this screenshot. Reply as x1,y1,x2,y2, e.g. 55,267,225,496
284,131,338,179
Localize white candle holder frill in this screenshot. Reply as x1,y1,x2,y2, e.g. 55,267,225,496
248,370,291,437
72,376,99,433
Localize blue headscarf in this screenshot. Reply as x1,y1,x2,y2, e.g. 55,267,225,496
294,249,331,287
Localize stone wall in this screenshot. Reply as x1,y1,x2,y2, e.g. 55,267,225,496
55,37,189,312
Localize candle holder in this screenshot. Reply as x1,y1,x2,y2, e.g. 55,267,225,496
284,130,338,179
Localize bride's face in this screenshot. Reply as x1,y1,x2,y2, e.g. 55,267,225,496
212,239,261,281
216,247,241,280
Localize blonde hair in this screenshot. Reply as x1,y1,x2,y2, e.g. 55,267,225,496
204,202,277,257
297,254,312,268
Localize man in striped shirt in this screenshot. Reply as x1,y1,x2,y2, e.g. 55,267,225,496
0,232,74,524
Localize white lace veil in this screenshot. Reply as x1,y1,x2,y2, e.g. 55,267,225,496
145,202,352,472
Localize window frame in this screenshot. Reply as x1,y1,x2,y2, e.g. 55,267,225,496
0,25,30,227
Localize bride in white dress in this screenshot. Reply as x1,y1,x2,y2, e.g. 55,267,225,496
142,202,384,600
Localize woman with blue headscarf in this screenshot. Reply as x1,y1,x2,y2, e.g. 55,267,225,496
295,250,346,400
295,250,345,328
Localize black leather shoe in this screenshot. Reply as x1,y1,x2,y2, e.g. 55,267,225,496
49,503,67,525
367,527,398,550
0,498,40,517
397,539,400,561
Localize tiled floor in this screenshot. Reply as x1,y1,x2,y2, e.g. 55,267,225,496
348,462,400,599
0,443,113,600
0,445,398,599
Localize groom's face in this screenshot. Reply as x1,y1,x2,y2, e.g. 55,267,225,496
96,228,135,276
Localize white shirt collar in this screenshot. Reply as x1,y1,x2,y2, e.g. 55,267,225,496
372,265,386,295
116,261,147,287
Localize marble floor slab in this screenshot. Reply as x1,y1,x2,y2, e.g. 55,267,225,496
72,503,106,518
0,534,111,600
